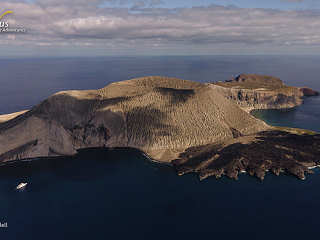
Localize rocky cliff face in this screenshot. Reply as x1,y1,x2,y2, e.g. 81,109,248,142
210,84,304,112
299,87,319,97
210,74,317,112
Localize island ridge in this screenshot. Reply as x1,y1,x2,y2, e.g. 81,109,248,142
0,75,319,180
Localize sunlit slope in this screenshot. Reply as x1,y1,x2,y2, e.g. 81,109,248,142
0,76,269,162
98,76,268,150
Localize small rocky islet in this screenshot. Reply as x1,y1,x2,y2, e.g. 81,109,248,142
0,74,319,181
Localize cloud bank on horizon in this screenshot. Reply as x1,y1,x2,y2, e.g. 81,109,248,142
0,0,320,56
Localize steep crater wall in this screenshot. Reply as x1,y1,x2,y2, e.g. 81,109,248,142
210,74,318,112
210,85,304,112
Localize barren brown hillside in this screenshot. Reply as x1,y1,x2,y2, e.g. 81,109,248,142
0,76,269,163
1,76,320,181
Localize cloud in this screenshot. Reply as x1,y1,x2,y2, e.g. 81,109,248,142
1,1,320,54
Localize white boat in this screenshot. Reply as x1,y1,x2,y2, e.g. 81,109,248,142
16,182,27,190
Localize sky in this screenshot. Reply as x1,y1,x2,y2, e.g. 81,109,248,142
0,0,320,57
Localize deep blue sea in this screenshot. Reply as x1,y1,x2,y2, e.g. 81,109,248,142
0,56,319,239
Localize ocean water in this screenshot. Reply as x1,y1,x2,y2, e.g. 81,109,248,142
0,56,319,239
252,96,320,132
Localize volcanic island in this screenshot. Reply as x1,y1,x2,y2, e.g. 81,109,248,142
0,74,319,181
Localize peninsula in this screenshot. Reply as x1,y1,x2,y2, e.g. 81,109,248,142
0,75,319,180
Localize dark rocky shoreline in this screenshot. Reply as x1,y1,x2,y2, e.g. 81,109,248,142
1,131,319,181
173,130,320,181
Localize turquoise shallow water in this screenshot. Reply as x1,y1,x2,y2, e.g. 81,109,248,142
0,56,319,239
